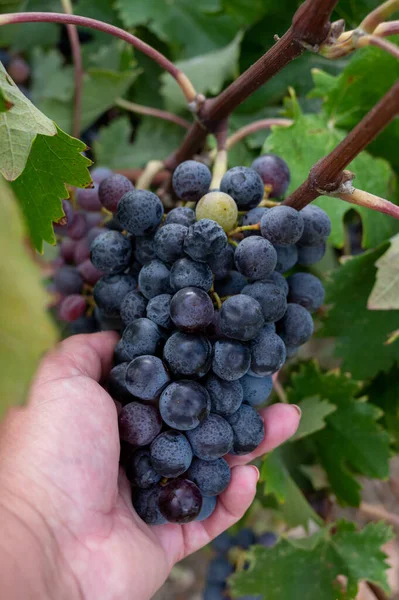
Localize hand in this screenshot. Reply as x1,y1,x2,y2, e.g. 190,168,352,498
0,332,300,600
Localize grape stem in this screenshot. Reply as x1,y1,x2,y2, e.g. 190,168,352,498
225,119,293,150
115,98,191,129
60,0,82,139
360,0,399,33
0,12,198,106
355,34,399,60
227,224,260,237
209,288,222,310
283,80,399,210
210,149,228,189
336,188,399,220
374,19,399,36
136,161,165,190
273,375,288,404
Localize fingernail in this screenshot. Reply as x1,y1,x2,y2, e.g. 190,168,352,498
251,465,260,482
292,404,302,418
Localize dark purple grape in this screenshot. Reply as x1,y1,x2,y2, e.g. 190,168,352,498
119,402,162,446
195,495,217,521
265,271,289,295
138,259,172,299
57,294,86,322
226,404,265,455
251,153,290,198
163,332,213,378
117,189,164,236
257,531,277,547
60,237,75,263
125,449,161,489
146,294,172,329
212,339,251,381
287,272,325,312
260,206,304,246
188,457,230,496
54,266,83,295
67,212,88,240
207,556,234,585
207,244,234,281
276,303,314,346
160,380,211,430
107,363,132,404
234,237,277,280
184,219,227,263
133,485,167,525
220,166,264,210
170,287,214,332
297,243,326,266
214,270,248,296
121,318,163,361
298,205,331,246
204,374,243,416
150,430,193,477
94,307,122,331
274,244,298,273
125,355,171,402
120,290,148,325
154,223,188,263
76,184,102,211
249,328,287,376
77,259,103,285
159,479,202,524
135,236,156,265
165,206,196,228
90,230,132,275
8,56,30,84
235,527,256,549
219,295,264,341
99,174,134,213
241,281,287,323
93,274,137,317
91,167,113,184
70,316,98,335
170,257,213,292
172,160,211,202
239,374,273,406
187,414,234,461
114,339,132,364
73,237,90,265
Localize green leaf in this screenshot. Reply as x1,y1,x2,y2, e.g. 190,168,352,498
11,126,92,252
161,33,243,111
299,464,329,490
93,116,136,169
262,105,399,249
0,61,56,180
0,0,60,51
231,521,394,600
368,234,399,310
30,48,75,103
322,246,399,378
290,395,336,441
0,177,57,417
364,366,399,448
0,83,12,112
288,362,391,505
261,449,323,528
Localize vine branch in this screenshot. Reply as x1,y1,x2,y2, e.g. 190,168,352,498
225,118,293,150
115,98,191,129
0,12,198,105
60,0,82,139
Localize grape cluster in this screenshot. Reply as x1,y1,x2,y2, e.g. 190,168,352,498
53,153,330,525
204,528,277,600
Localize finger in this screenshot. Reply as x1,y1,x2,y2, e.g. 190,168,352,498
34,331,119,385
226,403,301,468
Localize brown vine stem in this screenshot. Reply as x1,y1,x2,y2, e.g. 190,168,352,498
225,118,293,150
283,79,399,210
0,12,197,104
337,188,399,219
360,0,399,33
60,0,82,139
115,98,191,129
164,0,339,169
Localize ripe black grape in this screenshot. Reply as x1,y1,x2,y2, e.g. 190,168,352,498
220,166,264,210
249,328,287,376
121,318,163,360
107,363,132,404
219,295,264,341
117,189,164,236
226,404,265,455
184,219,227,263
158,479,202,524
98,173,134,213
135,235,157,265
170,257,213,292
297,243,326,266
298,205,331,246
163,332,212,378
187,413,234,460
125,448,161,489
120,291,148,326
154,223,188,263
76,184,102,212
119,402,162,446
207,244,234,281
150,430,193,477
287,272,325,312
239,373,273,406
214,270,248,296
172,160,211,202
125,355,171,402
234,236,277,280
212,339,251,381
274,244,298,273
241,281,287,323
170,287,214,332
90,230,132,274
133,485,167,525
146,294,172,329
54,265,83,295
188,457,230,496
277,303,314,346
160,380,210,430
196,495,217,521
138,259,172,299
251,153,290,198
93,274,137,317
165,206,196,228
260,206,304,246
204,373,243,416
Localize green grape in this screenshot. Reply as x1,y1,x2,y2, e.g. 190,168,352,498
195,191,238,232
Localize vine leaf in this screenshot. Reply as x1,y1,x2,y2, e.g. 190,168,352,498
288,362,391,505
0,61,56,180
230,521,394,600
262,99,399,249
368,234,399,310
364,366,399,449
11,126,92,252
161,32,243,111
0,177,57,418
290,395,336,441
321,245,399,379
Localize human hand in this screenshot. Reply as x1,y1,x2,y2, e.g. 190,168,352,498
0,332,300,600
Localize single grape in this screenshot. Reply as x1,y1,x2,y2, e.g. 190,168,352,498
205,311,223,341
60,237,75,263
119,402,162,446
242,206,268,236
77,259,103,285
107,363,132,404
260,206,304,246
125,355,171,402
160,380,211,430
150,430,193,477
170,287,214,332
188,457,231,496
287,272,325,312
57,294,86,322
277,303,314,346
226,404,265,455
204,373,243,416
133,485,167,525
125,448,161,489
241,281,287,323
251,153,290,198
99,173,134,213
196,191,238,232
219,295,264,341
207,244,234,281
120,290,148,326
86,226,104,245
274,244,298,273
70,316,98,335
184,219,227,263
172,160,211,202
207,556,234,584
76,184,102,211
296,243,326,266
249,328,287,376
220,166,264,210
212,531,234,553
90,230,132,274
235,528,256,549
117,189,164,236
187,414,234,461
165,206,196,228
146,294,172,329
214,270,248,296
94,307,122,331
114,339,132,364
298,205,331,246
7,56,30,84
159,479,202,524
239,374,273,406
54,266,83,295
257,531,278,547
234,237,277,280
121,318,163,361
135,235,157,265
264,271,289,295
73,237,90,265
138,259,172,299
213,339,251,381
91,167,113,184
93,273,137,316
154,223,188,263
67,213,88,240
163,332,212,378
170,257,213,292
195,495,217,522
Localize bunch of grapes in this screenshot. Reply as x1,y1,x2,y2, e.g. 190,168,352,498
53,153,330,525
204,528,277,600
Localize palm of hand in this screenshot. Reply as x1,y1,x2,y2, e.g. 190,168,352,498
0,333,300,600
